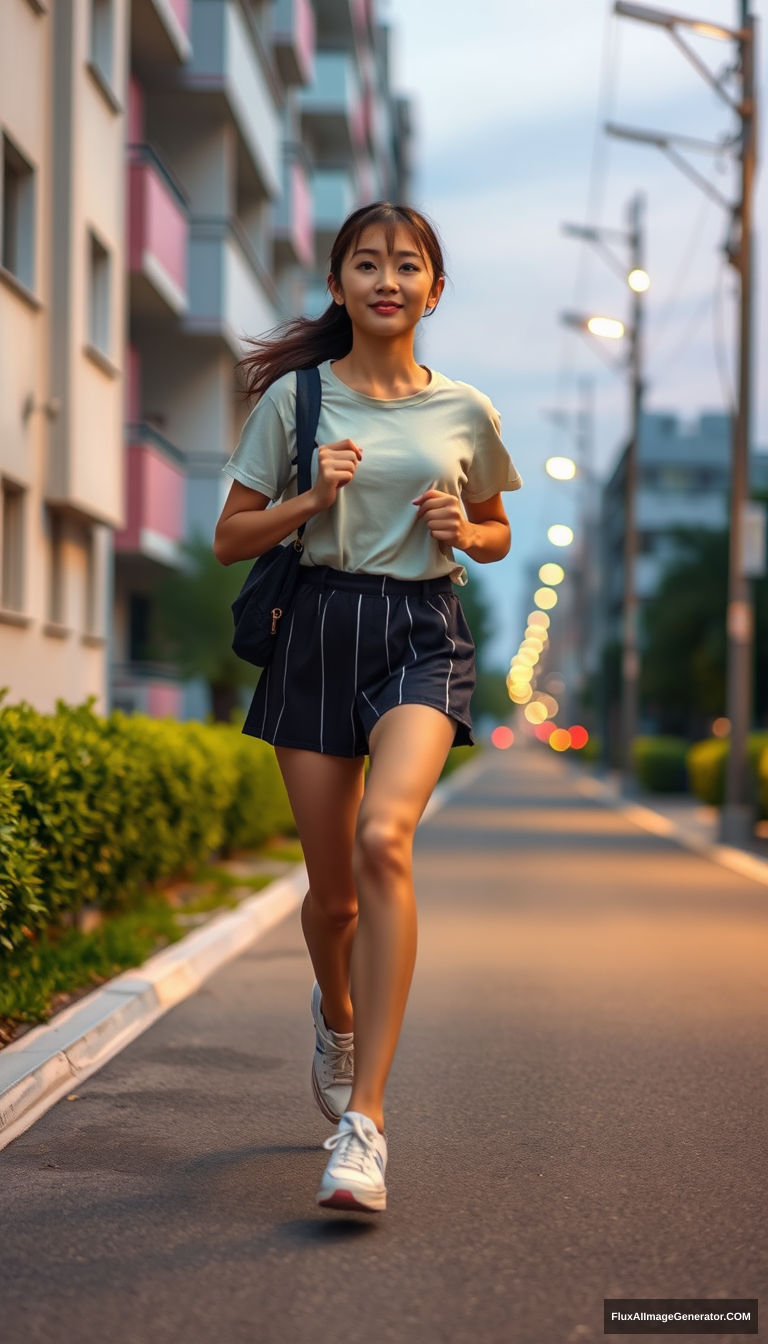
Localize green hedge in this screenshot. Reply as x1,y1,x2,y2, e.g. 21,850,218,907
0,702,294,956
686,733,768,810
632,736,689,793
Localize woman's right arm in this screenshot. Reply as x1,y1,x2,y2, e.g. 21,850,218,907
213,439,362,566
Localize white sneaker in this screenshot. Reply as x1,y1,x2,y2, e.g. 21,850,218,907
316,1111,388,1212
310,981,354,1123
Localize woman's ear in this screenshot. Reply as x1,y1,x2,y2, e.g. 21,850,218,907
425,274,445,314
328,273,345,306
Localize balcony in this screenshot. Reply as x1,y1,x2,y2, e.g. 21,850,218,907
273,0,315,86
128,145,189,316
131,0,192,67
115,426,186,567
186,216,279,354
313,167,356,233
186,0,281,199
299,52,365,160
274,153,314,269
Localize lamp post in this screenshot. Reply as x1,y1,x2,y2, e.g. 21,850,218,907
609,0,759,842
561,192,648,782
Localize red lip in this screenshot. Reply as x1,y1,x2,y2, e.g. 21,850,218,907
371,303,402,313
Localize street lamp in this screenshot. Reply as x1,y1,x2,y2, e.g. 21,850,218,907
546,456,577,480
547,524,574,547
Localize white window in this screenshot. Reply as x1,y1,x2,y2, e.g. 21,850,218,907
88,231,111,354
1,136,35,290
1,482,25,612
90,0,114,84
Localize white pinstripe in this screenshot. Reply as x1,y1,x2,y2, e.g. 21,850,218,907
350,593,362,751
399,596,418,704
428,598,455,715
319,591,335,754
362,690,381,719
272,607,297,744
384,596,392,675
260,665,271,738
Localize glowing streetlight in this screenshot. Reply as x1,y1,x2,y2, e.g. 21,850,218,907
545,455,577,480
539,562,564,585
586,315,625,339
627,268,650,292
547,524,574,547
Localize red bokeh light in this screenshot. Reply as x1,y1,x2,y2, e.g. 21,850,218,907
549,728,572,752
534,721,554,742
569,725,589,750
491,726,515,750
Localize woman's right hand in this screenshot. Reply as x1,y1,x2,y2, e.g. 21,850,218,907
309,440,362,511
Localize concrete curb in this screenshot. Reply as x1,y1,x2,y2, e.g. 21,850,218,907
0,748,484,1152
576,774,768,890
0,866,308,1151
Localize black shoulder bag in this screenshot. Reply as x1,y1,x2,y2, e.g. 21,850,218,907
231,366,322,667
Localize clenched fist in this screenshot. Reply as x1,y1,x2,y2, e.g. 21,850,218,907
412,489,472,550
310,439,362,512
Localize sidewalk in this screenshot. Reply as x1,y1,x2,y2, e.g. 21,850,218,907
1,745,765,1344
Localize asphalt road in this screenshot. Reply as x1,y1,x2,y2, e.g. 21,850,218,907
1,748,766,1344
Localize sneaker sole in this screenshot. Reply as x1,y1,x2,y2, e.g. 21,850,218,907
316,1185,386,1213
310,1059,346,1124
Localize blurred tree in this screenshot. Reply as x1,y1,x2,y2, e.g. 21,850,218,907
640,525,768,736
153,539,258,722
456,576,509,720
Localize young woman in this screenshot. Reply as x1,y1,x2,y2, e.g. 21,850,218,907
214,202,521,1212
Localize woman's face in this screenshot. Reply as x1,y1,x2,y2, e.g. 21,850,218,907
329,224,444,339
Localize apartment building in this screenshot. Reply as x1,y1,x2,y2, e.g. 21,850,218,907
1,0,127,712
0,0,410,719
114,0,411,717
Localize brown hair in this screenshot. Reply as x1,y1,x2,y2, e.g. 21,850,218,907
239,201,445,401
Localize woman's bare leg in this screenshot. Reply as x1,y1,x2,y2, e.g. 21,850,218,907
276,747,365,1034
348,704,456,1130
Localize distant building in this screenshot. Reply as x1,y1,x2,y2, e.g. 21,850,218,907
0,0,411,719
601,411,768,649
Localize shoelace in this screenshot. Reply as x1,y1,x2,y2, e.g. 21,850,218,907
321,1036,354,1085
322,1115,379,1174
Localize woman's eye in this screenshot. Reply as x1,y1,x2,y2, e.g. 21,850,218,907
401,264,419,273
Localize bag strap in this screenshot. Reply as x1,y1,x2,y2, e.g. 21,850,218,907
295,366,322,542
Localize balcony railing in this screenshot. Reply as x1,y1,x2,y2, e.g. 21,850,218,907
128,144,189,315
273,0,315,86
115,424,186,567
187,216,280,353
274,151,314,268
299,51,365,160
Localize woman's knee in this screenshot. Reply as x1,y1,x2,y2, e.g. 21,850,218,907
353,813,412,882
303,886,358,929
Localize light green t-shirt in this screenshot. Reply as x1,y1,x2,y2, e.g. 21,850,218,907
223,360,522,585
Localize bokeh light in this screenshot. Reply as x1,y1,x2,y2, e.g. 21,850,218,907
527,611,550,629
508,684,533,704
545,456,577,481
522,637,544,653
534,721,555,742
549,728,572,752
569,725,589,749
627,268,650,293
547,525,574,547
586,316,624,339
534,587,558,611
509,661,533,680
525,625,548,642
524,701,548,725
535,693,559,718
517,648,539,666
544,674,564,693
712,717,731,738
538,563,565,585
491,726,515,749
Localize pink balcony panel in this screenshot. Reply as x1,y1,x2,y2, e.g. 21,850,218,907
289,161,314,267
115,440,185,566
294,0,315,84
166,0,190,36
128,154,188,314
146,683,184,719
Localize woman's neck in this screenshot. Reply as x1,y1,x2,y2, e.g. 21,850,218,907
331,334,430,400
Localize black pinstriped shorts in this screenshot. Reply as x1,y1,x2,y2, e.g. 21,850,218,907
243,566,476,757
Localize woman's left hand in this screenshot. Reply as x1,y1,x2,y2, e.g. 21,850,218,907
412,489,473,550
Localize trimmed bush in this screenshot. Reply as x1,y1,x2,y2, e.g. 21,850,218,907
687,733,768,809
0,702,294,955
632,737,689,793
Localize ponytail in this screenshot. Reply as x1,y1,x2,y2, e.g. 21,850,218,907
239,201,445,401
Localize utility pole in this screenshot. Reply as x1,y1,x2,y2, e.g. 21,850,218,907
621,194,645,779
609,0,759,842
723,0,757,843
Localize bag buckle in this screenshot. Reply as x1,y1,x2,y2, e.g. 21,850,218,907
293,538,303,553
271,607,282,635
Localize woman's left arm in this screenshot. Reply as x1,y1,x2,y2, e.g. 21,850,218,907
412,490,511,564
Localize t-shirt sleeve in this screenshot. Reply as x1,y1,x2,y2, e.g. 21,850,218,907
462,397,523,503
222,376,297,501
